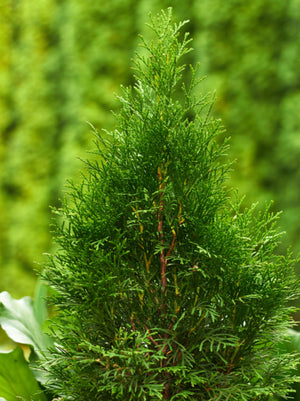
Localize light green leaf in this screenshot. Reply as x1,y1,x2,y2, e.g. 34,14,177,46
287,329,300,352
33,281,49,328
0,348,46,401
0,292,53,358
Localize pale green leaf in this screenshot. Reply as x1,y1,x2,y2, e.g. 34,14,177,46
33,281,49,327
0,348,46,401
0,292,53,358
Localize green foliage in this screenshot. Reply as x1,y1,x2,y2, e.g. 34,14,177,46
42,9,299,401
1,0,300,304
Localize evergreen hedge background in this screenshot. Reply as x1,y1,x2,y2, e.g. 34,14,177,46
0,0,300,299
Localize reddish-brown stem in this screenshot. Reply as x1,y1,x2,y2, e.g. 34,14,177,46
130,315,135,332
156,167,180,400
158,167,167,293
157,167,178,298
226,362,233,375
144,324,159,347
163,381,171,400
166,230,177,259
131,315,141,348
144,320,175,400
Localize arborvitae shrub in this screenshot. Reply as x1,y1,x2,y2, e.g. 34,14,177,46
42,9,299,401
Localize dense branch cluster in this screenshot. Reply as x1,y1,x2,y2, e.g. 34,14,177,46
42,9,299,401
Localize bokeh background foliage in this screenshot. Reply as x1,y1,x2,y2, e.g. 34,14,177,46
0,0,300,298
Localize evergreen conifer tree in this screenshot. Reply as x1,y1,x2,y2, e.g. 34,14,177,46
42,9,299,400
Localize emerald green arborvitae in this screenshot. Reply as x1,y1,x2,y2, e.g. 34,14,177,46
42,9,299,401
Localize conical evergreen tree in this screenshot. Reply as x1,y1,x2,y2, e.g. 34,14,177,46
42,9,299,401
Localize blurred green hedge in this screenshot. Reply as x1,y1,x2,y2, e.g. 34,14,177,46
1,0,300,298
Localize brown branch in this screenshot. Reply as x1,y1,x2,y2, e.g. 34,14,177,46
130,314,136,332
130,314,141,349
144,324,159,347
158,166,167,293
166,230,177,259
163,381,171,400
